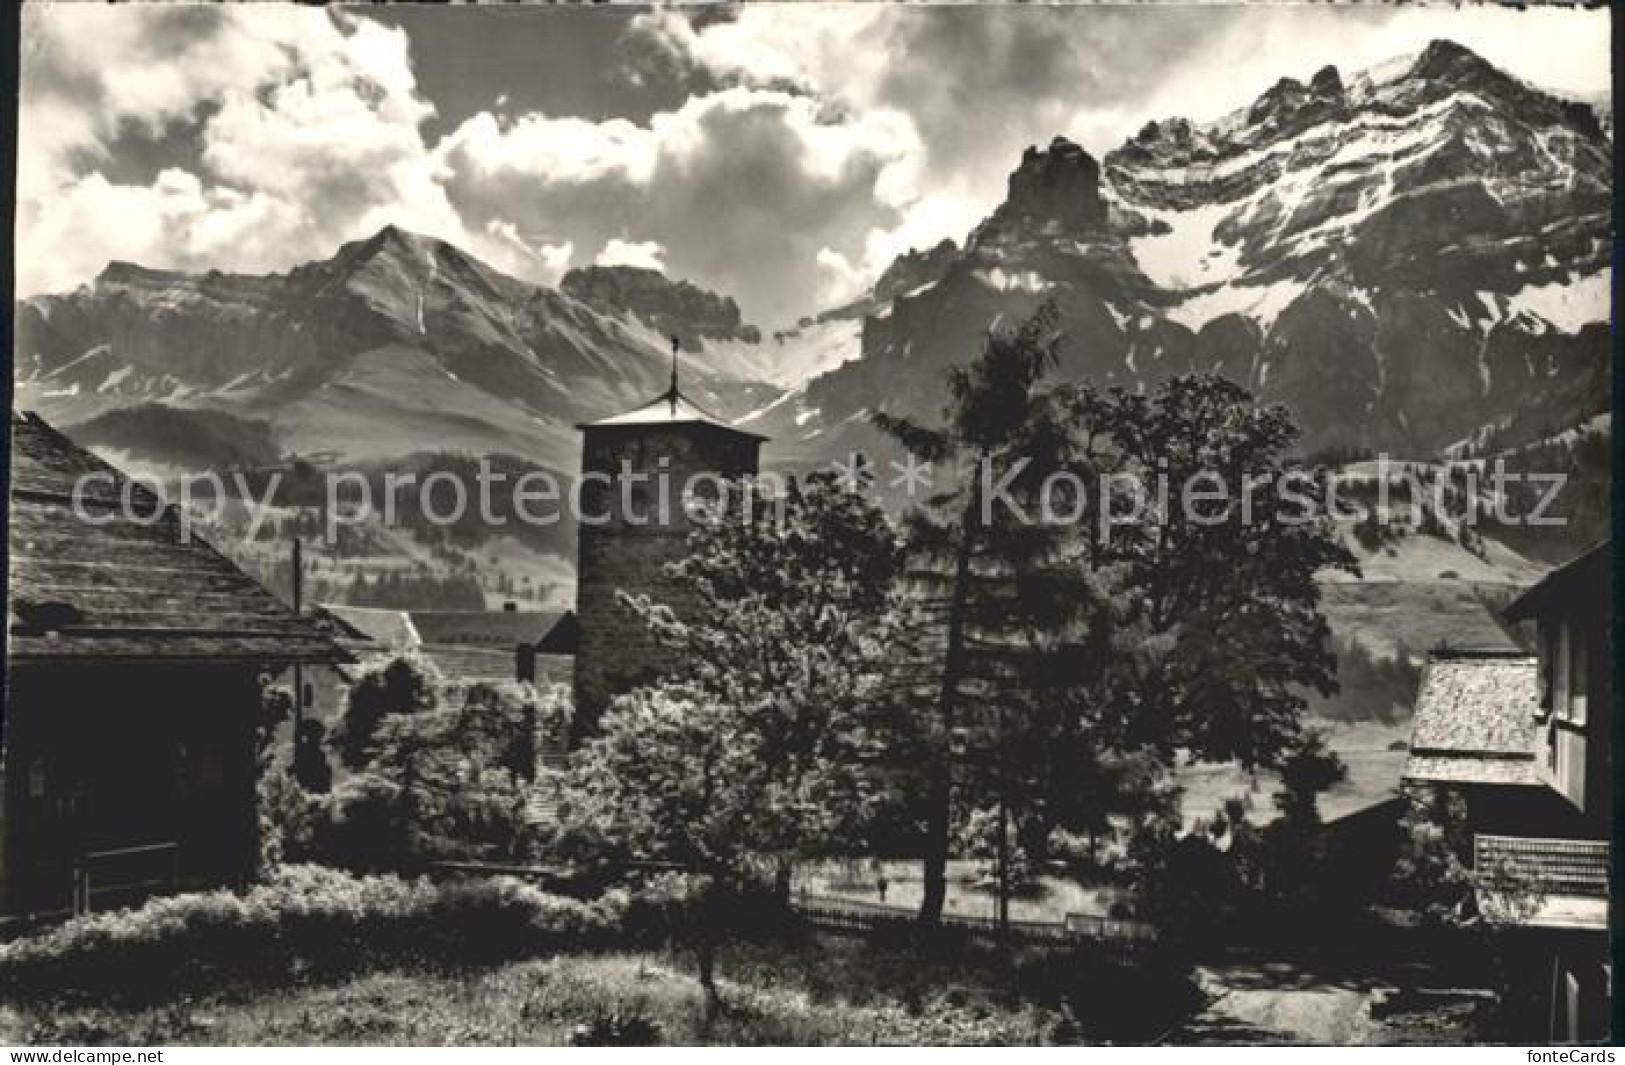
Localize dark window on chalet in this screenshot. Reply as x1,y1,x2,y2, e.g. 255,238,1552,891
28,756,85,820
1570,631,1588,726
1554,623,1574,722
1538,621,1556,715
199,744,226,789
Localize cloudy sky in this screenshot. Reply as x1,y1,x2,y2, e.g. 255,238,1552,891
18,2,1610,324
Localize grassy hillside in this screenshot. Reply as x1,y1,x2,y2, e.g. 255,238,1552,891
1317,581,1522,662
69,404,281,470
1,938,1194,1046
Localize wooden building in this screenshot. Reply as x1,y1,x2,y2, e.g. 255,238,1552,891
1499,541,1613,1041
1402,541,1612,1041
262,604,413,790
3,413,347,920
1505,541,1612,828
566,345,765,736
408,607,570,688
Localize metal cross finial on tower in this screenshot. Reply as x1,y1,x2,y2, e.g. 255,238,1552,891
669,334,680,415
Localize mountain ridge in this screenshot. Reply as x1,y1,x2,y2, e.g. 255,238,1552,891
16,225,786,470
14,40,1611,491
755,38,1609,468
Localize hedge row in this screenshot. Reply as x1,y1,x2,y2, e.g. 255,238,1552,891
0,865,635,1002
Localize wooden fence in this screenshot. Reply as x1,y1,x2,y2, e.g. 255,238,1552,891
421,864,1161,952
791,891,1158,950
73,841,181,915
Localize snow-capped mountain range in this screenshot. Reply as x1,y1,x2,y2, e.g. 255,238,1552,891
15,225,782,470
763,39,1610,463
15,40,1612,485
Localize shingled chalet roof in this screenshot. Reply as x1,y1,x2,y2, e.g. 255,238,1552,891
1402,650,1541,787
419,645,520,685
1504,539,1610,622
536,610,578,655
8,412,346,665
317,604,421,649
408,609,566,649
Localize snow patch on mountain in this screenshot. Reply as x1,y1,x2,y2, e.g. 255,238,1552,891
1127,200,1242,290
45,345,115,379
973,267,1054,293
700,318,862,388
1503,269,1611,334
738,389,797,425
1165,277,1307,332
97,366,135,393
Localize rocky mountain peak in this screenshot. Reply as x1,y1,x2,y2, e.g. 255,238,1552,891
1411,37,1501,85
1247,70,1348,139
371,221,411,244
96,261,178,288
290,224,527,321
794,40,1609,469
339,224,441,268
15,227,778,470
995,135,1107,230
1126,117,1218,165
1396,40,1603,141
1309,64,1344,99
873,239,959,303
560,264,761,351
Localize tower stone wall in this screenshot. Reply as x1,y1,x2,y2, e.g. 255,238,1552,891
570,421,761,736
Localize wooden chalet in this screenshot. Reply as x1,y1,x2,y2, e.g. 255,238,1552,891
1402,541,1612,1041
3,412,348,920
407,607,572,686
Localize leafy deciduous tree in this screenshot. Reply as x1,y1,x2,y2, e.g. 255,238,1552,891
559,470,908,1012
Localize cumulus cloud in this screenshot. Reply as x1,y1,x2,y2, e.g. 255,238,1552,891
484,220,574,283
623,3,1612,313
613,6,1229,315
17,5,466,294
436,85,922,323
17,4,925,321
596,239,668,272
813,247,867,308
17,2,1611,323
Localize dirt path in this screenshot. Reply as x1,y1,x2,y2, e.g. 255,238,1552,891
1171,965,1377,1044
1166,961,1485,1045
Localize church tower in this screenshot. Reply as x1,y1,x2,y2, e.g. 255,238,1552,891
569,339,765,737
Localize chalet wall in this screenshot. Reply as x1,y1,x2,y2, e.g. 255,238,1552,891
2,664,262,919
1532,597,1612,831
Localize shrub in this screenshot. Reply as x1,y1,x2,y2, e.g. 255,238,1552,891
0,865,623,1003
420,877,617,961
259,769,323,866
568,1008,664,1046
333,655,441,771
307,773,414,873
312,661,539,872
